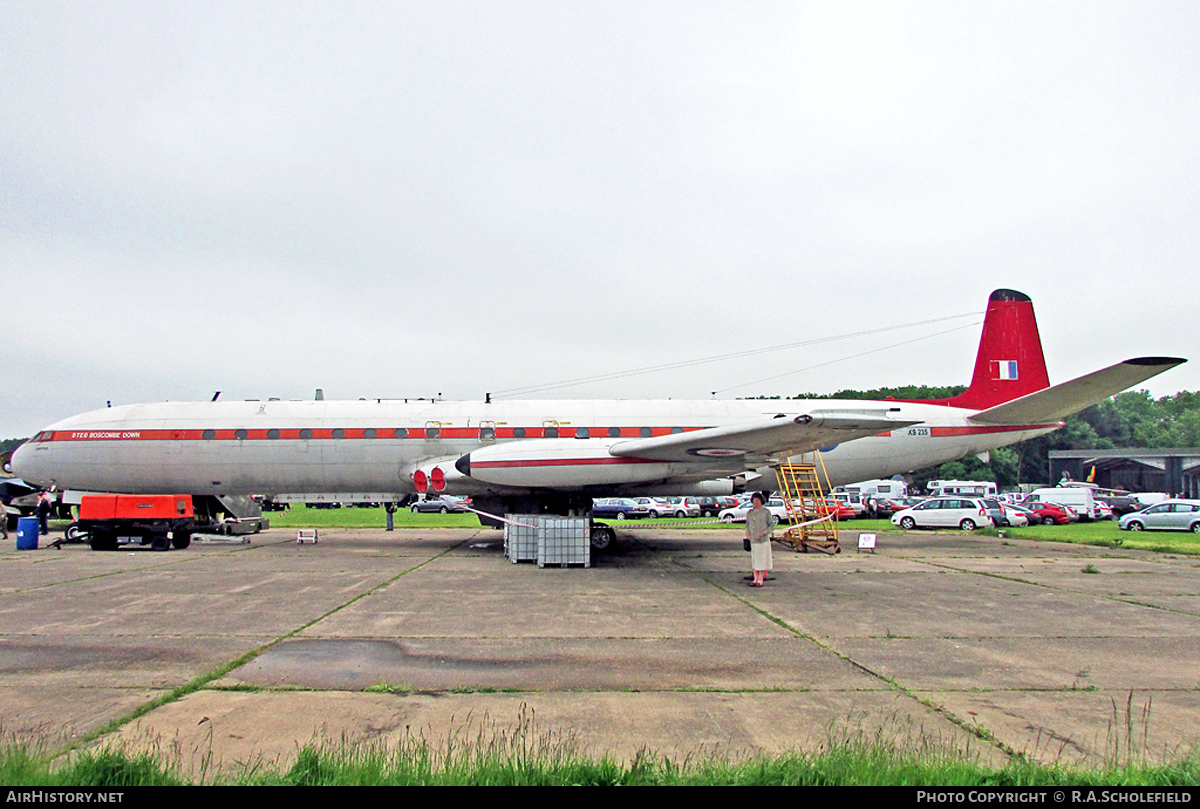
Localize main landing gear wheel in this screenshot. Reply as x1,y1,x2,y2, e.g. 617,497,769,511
590,525,615,552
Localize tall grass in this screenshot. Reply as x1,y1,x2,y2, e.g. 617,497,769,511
5,705,1197,786
15,738,1195,787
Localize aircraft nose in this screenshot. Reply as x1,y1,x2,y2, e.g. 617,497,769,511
8,442,47,486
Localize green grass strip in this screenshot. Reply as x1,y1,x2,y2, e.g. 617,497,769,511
4,732,1197,785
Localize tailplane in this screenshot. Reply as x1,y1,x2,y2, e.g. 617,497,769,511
970,357,1186,424
916,289,1050,410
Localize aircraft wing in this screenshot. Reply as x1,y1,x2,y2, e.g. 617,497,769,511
970,357,1186,425
608,410,920,464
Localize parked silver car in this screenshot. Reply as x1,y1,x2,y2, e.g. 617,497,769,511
718,497,788,524
1119,499,1200,532
411,495,471,514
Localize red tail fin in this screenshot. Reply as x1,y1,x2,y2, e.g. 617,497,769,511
917,289,1050,410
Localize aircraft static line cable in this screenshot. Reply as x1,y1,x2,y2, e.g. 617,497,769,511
489,310,983,398
715,320,983,394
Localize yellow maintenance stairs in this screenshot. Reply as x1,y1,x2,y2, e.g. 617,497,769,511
773,455,841,554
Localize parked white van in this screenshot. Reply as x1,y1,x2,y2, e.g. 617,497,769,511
1025,487,1099,521
926,479,998,498
834,479,910,499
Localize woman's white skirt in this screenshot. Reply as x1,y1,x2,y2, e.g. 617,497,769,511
751,539,773,571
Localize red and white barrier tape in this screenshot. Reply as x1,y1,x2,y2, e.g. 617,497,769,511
460,505,540,529
457,504,837,533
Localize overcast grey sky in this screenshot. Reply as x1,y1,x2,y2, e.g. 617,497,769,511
3,1,1197,437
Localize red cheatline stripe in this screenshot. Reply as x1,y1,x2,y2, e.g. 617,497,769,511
471,457,663,469
45,426,709,441
930,424,1060,436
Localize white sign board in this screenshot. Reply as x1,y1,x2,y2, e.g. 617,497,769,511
857,532,877,552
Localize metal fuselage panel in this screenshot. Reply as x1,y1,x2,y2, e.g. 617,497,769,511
12,398,1059,496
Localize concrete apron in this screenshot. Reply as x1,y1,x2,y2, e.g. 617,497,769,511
0,527,1196,776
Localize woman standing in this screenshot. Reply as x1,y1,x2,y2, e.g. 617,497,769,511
745,492,774,587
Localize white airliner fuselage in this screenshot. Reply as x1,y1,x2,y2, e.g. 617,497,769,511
12,397,1057,497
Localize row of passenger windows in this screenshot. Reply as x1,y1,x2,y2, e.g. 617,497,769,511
202,426,688,440
205,427,399,440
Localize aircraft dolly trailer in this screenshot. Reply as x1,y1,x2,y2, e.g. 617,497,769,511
74,494,196,551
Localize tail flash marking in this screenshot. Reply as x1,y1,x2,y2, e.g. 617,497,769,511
994,360,1019,381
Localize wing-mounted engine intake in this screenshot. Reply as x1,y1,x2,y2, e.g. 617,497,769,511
456,438,679,489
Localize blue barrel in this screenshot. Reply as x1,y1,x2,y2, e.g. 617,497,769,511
16,517,39,550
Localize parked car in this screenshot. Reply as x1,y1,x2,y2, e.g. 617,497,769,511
891,497,993,531
1003,505,1040,527
1119,500,1200,533
1096,494,1142,516
983,498,1030,527
831,492,868,518
411,495,471,514
718,497,788,525
1020,501,1074,525
821,499,857,521
630,497,674,518
592,498,650,520
661,496,702,518
866,498,906,518
696,496,738,518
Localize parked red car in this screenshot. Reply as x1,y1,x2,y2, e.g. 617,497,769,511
1019,501,1073,525
868,498,908,518
822,500,857,520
